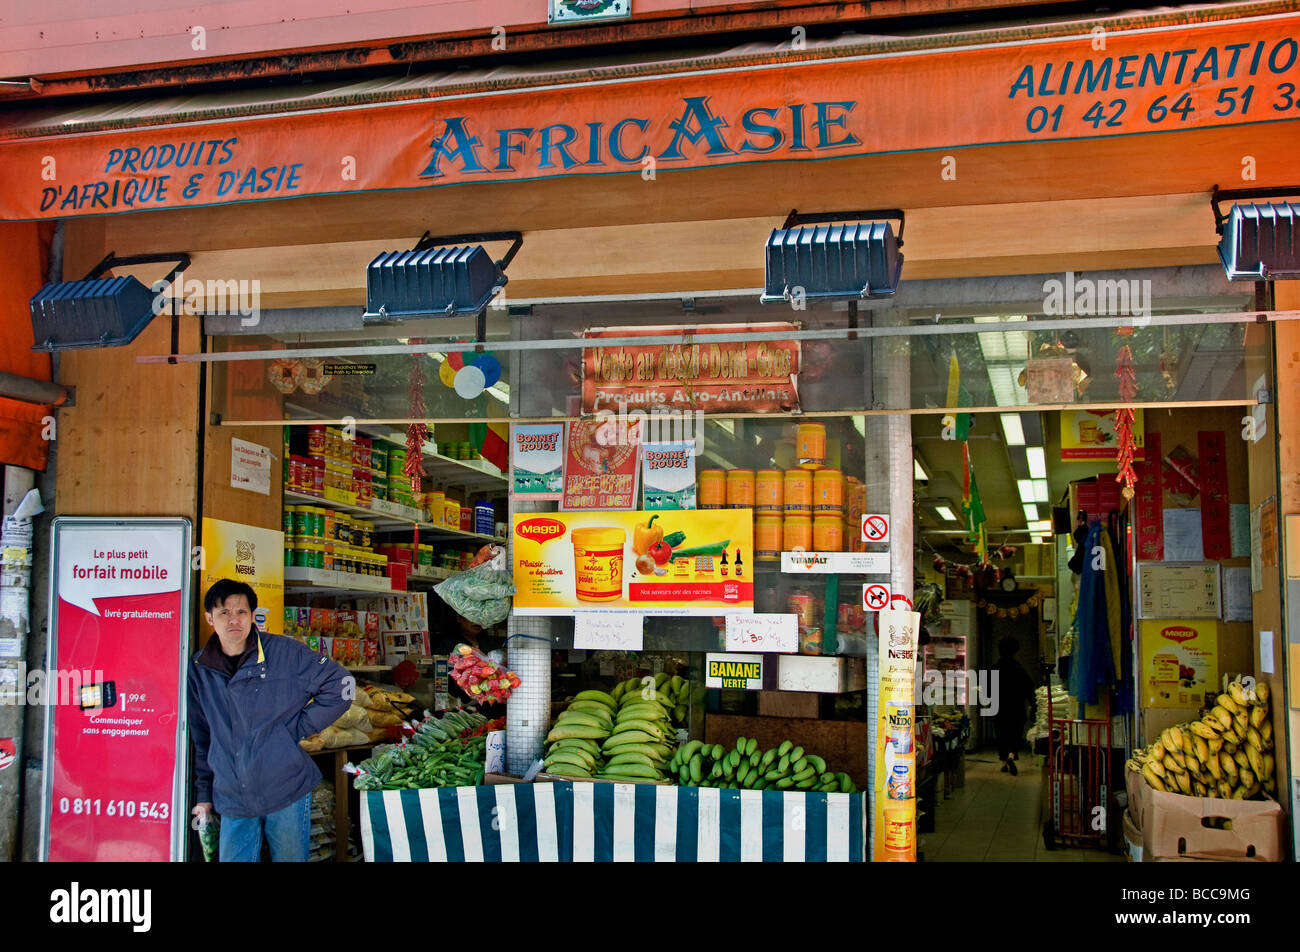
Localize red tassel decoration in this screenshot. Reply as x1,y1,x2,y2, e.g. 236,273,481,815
1114,344,1139,501
405,344,430,496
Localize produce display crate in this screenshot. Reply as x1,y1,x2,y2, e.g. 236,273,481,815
361,782,866,862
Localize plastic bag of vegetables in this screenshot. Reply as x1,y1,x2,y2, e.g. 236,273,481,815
434,545,515,628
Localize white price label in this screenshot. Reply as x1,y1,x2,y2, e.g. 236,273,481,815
573,612,644,651
724,614,798,653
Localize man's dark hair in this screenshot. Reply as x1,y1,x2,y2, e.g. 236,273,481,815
204,579,258,613
998,637,1020,657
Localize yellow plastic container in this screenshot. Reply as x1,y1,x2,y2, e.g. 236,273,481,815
699,469,726,509
425,490,445,522
726,469,755,508
783,470,813,515
755,469,784,512
572,527,626,602
755,516,783,561
797,423,827,470
813,468,844,514
784,515,812,551
813,516,843,552
443,500,461,529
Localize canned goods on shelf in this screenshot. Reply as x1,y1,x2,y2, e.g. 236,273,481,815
726,469,755,508
699,469,726,508
755,516,782,561
799,627,823,656
796,422,826,470
813,468,844,514
783,470,813,515
788,591,818,628
783,515,812,551
813,516,843,552
755,469,783,512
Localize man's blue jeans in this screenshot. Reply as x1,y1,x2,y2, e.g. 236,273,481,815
219,792,311,862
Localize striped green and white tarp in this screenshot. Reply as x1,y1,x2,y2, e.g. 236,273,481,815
362,782,866,862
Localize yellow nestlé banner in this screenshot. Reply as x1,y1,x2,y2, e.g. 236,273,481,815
512,509,753,615
874,608,921,862
200,518,285,634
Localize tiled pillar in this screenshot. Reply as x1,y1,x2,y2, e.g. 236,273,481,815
505,498,552,775
862,326,913,855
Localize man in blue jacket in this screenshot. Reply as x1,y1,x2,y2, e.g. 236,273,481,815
189,579,352,861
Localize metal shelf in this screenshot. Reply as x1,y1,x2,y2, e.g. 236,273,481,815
284,566,393,596
369,430,507,496
285,489,499,544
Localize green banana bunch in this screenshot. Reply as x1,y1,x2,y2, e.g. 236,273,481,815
665,736,860,793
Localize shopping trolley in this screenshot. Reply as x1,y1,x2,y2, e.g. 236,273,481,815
1041,688,1112,850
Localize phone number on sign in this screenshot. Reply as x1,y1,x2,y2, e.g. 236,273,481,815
1022,83,1300,134
58,797,170,820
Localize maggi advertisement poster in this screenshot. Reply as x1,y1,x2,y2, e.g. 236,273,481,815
513,510,753,615
1141,618,1219,709
874,609,920,862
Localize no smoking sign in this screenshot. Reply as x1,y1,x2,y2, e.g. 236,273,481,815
862,582,892,612
861,514,890,543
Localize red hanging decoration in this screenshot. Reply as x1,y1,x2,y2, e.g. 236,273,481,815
1113,343,1139,501
405,342,430,497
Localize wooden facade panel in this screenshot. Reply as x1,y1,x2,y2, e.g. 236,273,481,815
112,192,1226,311
54,315,202,519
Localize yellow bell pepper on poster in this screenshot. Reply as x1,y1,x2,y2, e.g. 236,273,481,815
633,514,663,556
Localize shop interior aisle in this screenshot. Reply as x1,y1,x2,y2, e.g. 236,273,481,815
921,755,1125,863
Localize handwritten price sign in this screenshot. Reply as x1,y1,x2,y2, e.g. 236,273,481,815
724,613,798,653
573,611,644,651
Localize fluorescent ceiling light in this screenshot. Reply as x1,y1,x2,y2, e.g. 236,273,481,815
914,458,929,481
714,420,735,436
1028,520,1052,532
934,506,957,522
1017,480,1036,504
1026,446,1047,479
1000,413,1026,446
1034,479,1050,503
1023,503,1039,522
853,417,866,439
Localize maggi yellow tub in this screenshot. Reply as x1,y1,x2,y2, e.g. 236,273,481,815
572,527,626,602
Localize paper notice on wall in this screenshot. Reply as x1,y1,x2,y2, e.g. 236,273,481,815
230,437,272,495
1260,631,1274,674
1251,505,1263,593
1163,508,1204,562
1230,504,1250,559
485,730,506,774
1222,567,1252,622
725,613,798,653
573,611,644,651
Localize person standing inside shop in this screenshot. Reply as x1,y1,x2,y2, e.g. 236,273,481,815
188,578,352,861
994,637,1035,776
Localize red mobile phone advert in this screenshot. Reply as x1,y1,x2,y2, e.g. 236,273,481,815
45,521,190,862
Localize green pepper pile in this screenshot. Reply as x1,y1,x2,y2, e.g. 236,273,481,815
351,710,491,790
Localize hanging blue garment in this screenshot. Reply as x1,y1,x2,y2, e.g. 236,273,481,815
1109,521,1134,716
1070,523,1116,706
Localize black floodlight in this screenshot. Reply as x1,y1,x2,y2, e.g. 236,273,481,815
1212,187,1300,281
761,210,904,304
364,231,522,324
29,252,189,352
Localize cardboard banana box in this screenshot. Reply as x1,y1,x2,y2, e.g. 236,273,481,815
1126,766,1284,862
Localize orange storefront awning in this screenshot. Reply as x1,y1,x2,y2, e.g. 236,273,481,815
1,7,1299,222
0,221,53,470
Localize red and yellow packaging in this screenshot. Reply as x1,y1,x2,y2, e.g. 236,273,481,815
874,609,920,862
